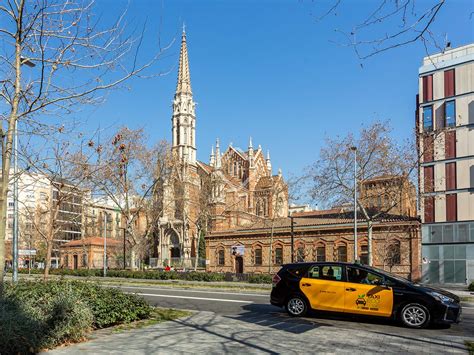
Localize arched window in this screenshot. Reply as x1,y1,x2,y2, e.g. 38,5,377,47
256,199,263,216
218,249,225,265
177,123,180,145
337,245,347,262
316,246,326,262
275,246,283,265
360,244,368,265
296,245,305,263
254,247,262,265
386,240,401,266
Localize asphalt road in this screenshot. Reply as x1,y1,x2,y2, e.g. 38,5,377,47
115,284,474,341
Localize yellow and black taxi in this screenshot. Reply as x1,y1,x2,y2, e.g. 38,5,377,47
270,262,462,328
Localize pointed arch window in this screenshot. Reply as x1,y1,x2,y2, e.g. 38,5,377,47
275,246,283,265
296,245,305,263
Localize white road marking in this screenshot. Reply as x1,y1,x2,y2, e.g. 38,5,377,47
136,293,254,303
115,285,269,297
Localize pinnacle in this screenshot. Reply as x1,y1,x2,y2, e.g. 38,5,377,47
176,30,192,95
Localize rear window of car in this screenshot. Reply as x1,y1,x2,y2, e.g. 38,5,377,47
283,265,310,278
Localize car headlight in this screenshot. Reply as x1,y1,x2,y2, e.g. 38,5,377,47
429,291,454,303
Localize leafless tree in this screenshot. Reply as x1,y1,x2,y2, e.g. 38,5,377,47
91,127,173,270
0,0,171,284
307,0,448,60
305,121,418,266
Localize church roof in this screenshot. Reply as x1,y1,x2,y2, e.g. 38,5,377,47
176,29,192,95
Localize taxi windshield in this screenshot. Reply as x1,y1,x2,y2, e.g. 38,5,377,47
367,266,411,285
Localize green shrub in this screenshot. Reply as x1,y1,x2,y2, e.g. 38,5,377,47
247,274,273,284
0,280,152,352
469,282,474,292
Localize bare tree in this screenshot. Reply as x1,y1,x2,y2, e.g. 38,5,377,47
92,127,173,270
308,0,447,60
20,135,98,279
0,0,171,283
306,121,417,266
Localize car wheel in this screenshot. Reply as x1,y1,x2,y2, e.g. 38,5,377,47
286,295,307,317
400,303,430,328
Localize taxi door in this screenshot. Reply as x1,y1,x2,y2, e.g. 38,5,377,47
344,266,393,317
300,264,345,313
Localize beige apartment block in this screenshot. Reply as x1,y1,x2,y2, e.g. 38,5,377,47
418,43,474,285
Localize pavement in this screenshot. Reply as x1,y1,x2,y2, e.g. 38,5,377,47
45,284,474,354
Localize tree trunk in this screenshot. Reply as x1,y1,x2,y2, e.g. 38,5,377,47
194,229,200,271
130,246,137,271
367,219,373,266
43,240,54,280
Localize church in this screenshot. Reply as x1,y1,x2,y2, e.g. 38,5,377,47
155,29,289,268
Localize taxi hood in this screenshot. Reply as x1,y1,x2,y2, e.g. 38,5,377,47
412,284,460,303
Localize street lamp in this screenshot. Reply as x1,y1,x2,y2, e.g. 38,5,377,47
350,146,358,263
12,57,36,283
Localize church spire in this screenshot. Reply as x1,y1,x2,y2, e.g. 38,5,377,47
171,25,196,164
176,27,192,95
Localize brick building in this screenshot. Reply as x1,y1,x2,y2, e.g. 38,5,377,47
206,211,421,280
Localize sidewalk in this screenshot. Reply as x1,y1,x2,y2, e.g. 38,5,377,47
45,311,471,354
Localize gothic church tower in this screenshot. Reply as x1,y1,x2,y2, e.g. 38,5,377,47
172,27,196,164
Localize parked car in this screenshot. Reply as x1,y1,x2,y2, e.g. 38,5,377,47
270,262,462,328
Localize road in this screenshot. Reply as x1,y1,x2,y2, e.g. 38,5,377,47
49,284,474,354
115,284,474,342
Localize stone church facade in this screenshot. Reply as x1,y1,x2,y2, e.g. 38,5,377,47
156,29,288,267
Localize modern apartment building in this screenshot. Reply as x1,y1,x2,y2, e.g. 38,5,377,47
418,43,474,284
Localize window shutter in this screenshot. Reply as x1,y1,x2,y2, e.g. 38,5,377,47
424,196,435,223
445,130,456,159
445,163,456,191
444,69,455,97
422,75,433,102
424,166,434,192
446,194,457,222
423,135,434,162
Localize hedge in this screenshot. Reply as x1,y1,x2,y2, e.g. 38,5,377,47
469,282,474,292
0,280,152,353
17,268,273,283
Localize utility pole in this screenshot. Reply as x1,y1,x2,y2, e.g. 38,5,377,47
350,146,358,263
12,119,18,282
290,216,294,263
103,212,107,277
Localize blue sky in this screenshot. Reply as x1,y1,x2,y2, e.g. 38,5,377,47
84,0,473,179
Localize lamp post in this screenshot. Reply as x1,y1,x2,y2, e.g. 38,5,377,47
350,146,358,263
12,57,36,283
290,216,294,263
103,212,107,277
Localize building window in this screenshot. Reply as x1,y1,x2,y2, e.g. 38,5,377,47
446,194,457,222
444,69,455,97
424,196,435,223
445,101,456,127
445,130,456,159
275,247,283,265
445,162,456,191
218,249,225,265
296,246,305,263
386,240,401,266
422,74,433,102
360,245,368,265
423,106,433,131
254,247,262,265
337,245,347,262
424,166,434,192
316,246,325,262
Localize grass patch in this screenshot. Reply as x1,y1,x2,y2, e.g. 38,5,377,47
112,308,191,333
461,296,474,303
465,341,474,355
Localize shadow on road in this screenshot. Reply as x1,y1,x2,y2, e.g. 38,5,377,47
225,303,332,334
